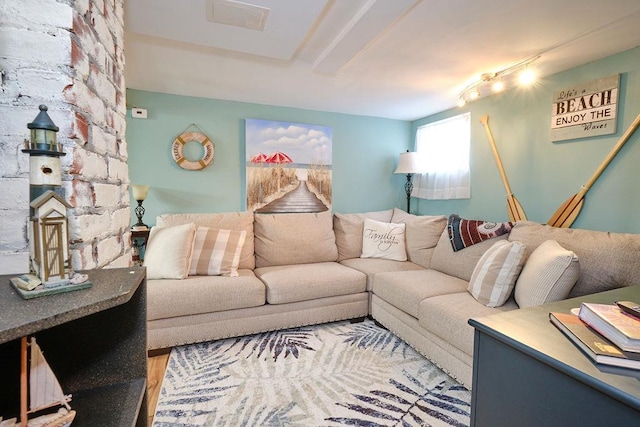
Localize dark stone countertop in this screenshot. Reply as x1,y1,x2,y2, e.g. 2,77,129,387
0,267,146,344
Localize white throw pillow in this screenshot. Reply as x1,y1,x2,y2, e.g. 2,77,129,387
468,240,526,307
189,227,247,277
143,223,196,279
515,240,580,308
361,218,407,261
334,210,394,261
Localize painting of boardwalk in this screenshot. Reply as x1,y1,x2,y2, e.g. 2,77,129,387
246,119,332,213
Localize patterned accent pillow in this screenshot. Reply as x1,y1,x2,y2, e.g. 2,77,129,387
361,218,407,261
468,240,526,307
144,223,196,280
333,210,394,261
448,214,513,252
189,227,247,277
515,240,580,308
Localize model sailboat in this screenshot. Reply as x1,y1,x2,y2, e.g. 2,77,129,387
0,337,76,427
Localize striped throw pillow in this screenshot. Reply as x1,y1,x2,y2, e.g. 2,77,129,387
468,240,526,307
189,227,247,277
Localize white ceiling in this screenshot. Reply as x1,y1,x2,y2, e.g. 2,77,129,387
124,0,640,121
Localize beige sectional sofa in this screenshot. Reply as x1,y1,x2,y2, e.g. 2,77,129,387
145,210,369,351
143,208,640,389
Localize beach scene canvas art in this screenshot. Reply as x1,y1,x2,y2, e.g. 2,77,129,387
245,119,332,213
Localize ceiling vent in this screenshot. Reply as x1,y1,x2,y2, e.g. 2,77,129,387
206,0,270,31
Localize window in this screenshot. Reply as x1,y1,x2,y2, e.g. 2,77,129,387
412,112,470,200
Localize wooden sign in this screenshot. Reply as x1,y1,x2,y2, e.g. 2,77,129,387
551,74,619,142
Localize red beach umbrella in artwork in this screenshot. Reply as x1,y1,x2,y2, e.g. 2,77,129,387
266,151,293,164
250,153,269,163
266,152,293,192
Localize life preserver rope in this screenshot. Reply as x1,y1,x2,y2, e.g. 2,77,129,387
171,131,214,170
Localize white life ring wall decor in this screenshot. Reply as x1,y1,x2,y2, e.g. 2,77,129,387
171,128,215,171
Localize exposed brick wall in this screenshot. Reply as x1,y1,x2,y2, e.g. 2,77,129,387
0,0,130,274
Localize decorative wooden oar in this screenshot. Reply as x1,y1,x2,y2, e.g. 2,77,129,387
480,115,527,222
547,113,640,228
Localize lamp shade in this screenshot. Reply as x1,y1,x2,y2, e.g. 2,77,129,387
394,151,421,174
131,185,149,201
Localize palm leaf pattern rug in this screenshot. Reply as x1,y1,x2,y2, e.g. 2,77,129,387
153,319,470,426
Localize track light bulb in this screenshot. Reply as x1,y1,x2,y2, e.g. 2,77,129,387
492,80,505,92
519,69,536,85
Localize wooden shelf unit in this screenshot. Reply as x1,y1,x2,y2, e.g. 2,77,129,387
0,268,148,427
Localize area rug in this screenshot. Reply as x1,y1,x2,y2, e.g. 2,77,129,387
152,319,471,426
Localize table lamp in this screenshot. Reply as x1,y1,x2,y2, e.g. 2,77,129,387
131,185,149,230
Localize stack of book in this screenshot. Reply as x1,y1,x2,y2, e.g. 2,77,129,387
549,302,640,370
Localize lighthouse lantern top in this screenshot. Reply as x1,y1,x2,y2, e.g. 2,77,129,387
23,105,64,154
28,104,59,132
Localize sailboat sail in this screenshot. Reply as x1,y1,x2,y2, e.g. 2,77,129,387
28,338,71,413
0,337,75,427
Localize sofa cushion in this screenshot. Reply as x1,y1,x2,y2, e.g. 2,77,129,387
254,211,338,268
156,211,255,270
189,227,247,277
255,262,366,304
334,210,394,261
147,269,265,321
144,223,196,280
340,258,424,291
508,221,640,297
430,226,509,282
468,240,526,308
390,208,447,268
361,218,407,261
515,239,580,308
372,269,468,318
418,292,518,357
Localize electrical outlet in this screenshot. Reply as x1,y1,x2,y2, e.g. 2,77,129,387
131,108,148,119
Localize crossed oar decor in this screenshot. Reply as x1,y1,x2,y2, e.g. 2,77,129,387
480,115,527,222
481,113,640,228
547,113,640,228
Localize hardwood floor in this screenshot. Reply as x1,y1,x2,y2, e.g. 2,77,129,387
147,352,170,426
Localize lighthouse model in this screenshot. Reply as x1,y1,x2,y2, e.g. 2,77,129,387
22,105,72,287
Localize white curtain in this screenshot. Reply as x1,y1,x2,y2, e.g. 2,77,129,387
412,113,471,200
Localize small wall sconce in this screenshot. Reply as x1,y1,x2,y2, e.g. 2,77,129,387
131,185,149,230
394,151,421,213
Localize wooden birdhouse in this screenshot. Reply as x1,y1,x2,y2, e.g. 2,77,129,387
29,191,72,283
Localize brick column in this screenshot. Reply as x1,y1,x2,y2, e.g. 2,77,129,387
0,0,130,274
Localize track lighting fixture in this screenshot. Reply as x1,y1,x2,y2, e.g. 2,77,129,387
458,55,539,106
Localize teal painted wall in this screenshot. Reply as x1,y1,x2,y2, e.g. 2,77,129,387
127,47,640,233
411,47,640,233
126,91,411,226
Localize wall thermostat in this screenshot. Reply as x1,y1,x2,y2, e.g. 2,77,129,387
131,108,148,119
